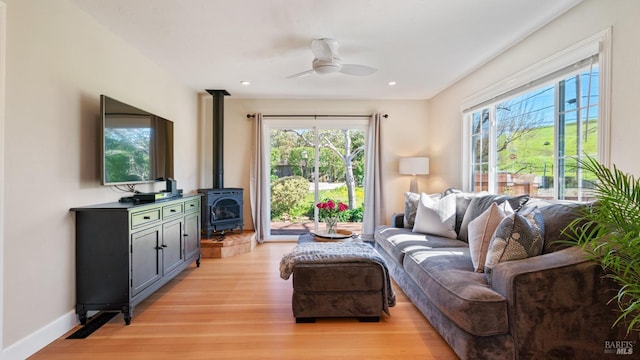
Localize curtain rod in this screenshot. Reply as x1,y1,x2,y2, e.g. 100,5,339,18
246,113,388,119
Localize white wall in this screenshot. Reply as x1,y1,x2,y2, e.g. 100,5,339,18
199,97,431,228
2,0,199,357
428,0,640,188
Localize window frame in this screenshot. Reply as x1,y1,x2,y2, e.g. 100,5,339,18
461,28,611,196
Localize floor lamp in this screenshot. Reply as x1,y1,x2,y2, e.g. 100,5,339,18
399,157,430,193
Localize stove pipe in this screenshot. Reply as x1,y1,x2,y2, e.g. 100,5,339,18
206,89,230,189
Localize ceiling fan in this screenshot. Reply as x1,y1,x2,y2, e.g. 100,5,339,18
286,38,377,79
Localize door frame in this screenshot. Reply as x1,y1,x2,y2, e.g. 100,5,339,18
263,118,369,241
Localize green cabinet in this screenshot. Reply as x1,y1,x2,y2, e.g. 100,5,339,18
71,195,202,325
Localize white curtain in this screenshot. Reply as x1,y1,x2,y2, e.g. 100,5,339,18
362,113,385,237
249,113,269,243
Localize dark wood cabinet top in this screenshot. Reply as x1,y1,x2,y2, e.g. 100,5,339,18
70,194,202,212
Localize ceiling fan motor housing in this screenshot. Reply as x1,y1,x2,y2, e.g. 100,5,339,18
312,57,342,74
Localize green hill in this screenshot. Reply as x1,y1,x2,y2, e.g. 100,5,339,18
497,120,597,177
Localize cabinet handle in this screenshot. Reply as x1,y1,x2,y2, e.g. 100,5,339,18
190,204,195,207
183,234,188,237
170,209,176,212
143,216,151,220
161,244,168,248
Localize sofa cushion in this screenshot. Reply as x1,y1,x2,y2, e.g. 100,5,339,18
523,198,588,253
458,194,530,242
374,225,468,265
484,207,545,285
403,247,509,336
468,201,514,273
413,193,457,239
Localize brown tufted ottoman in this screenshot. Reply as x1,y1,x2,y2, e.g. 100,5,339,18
280,236,394,323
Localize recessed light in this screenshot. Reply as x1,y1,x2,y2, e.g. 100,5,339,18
240,81,250,86
388,81,397,86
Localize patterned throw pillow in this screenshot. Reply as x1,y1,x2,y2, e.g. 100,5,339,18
484,207,545,285
467,201,514,273
412,193,457,239
403,192,421,228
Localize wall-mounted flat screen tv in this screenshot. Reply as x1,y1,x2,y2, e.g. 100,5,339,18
101,95,174,185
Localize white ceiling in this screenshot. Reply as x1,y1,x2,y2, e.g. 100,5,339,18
68,0,582,100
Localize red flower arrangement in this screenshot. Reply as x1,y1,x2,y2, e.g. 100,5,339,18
316,199,348,218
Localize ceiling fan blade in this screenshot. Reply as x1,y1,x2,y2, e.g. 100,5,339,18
340,64,377,76
311,38,338,59
286,69,315,79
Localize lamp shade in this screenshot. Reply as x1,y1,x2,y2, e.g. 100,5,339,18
399,157,430,175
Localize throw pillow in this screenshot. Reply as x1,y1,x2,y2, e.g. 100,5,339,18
403,192,421,228
454,191,485,235
467,201,514,273
412,193,457,239
484,207,545,285
458,194,530,242
404,192,442,228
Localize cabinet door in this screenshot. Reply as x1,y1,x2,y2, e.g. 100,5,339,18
184,212,200,260
162,219,184,274
131,226,162,297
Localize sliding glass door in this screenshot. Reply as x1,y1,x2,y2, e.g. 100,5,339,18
265,119,368,239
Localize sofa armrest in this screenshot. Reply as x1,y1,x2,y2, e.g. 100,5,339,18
390,213,404,228
491,246,626,357
491,246,590,295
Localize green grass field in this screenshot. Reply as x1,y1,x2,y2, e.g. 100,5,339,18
497,120,597,176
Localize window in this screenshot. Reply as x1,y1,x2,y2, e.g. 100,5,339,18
464,30,610,201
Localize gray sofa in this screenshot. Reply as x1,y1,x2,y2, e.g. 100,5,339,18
374,191,630,359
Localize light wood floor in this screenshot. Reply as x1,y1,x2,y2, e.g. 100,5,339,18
30,243,458,360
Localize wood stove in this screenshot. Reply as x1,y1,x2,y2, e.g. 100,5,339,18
198,89,244,237
198,188,243,237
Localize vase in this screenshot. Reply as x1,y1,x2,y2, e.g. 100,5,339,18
324,216,338,234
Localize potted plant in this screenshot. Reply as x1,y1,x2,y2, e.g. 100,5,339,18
567,155,640,334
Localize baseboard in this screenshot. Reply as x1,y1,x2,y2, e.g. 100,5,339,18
2,310,77,360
